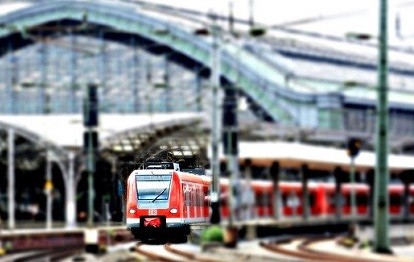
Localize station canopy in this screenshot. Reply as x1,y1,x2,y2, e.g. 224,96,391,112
0,113,209,168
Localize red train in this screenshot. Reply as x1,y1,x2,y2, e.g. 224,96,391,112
126,162,211,241
126,162,414,240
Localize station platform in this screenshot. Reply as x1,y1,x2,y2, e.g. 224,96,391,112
0,224,133,255
308,237,414,262
1,221,413,261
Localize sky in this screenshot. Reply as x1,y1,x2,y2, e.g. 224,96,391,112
143,0,414,41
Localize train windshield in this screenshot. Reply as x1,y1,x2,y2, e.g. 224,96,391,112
135,174,172,208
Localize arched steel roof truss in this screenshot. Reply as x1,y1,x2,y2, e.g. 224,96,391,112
0,0,296,124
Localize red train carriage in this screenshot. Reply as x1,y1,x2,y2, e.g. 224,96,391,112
238,181,414,219
126,162,414,241
126,162,210,241
321,183,370,217
246,181,329,218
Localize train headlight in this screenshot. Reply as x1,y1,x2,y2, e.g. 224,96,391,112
170,208,178,214
129,208,136,214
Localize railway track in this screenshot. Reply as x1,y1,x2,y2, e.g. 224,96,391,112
132,234,408,262
134,241,296,261
260,235,399,262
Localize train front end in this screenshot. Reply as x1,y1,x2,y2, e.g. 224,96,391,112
126,164,188,240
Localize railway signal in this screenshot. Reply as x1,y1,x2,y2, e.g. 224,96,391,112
83,83,99,227
83,83,98,127
347,138,362,221
347,138,362,158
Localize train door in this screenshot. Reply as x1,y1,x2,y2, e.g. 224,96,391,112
183,183,190,223
197,185,204,220
203,188,209,220
187,183,200,221
193,184,197,219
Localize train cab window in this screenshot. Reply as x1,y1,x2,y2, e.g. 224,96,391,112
135,174,172,208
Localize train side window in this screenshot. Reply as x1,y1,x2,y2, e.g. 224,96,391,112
286,192,300,209
204,189,209,206
197,187,202,207
409,195,414,205
181,183,186,205
185,185,190,206
220,187,228,207
308,193,315,206
390,194,402,206
262,193,269,207
220,191,228,207
282,193,288,206
327,193,336,206
356,193,368,206
195,186,199,206
190,186,194,206
344,194,351,205
255,193,263,206
339,195,346,206
327,193,345,207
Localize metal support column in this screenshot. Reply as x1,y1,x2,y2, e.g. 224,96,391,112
130,38,140,113
7,128,15,229
244,159,256,240
209,13,222,225
195,68,202,112
403,181,410,221
46,150,53,229
222,84,240,248
301,164,309,220
66,151,77,228
6,43,15,114
334,167,342,220
87,130,95,227
350,157,357,218
98,31,107,110
84,83,98,227
270,162,280,220
164,56,171,112
243,159,254,219
145,58,154,114
373,0,391,253
39,42,49,114
70,33,78,113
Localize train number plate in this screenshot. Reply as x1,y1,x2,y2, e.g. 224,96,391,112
148,209,157,215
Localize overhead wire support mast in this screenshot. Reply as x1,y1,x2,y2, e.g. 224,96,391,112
374,0,391,254
209,12,222,225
